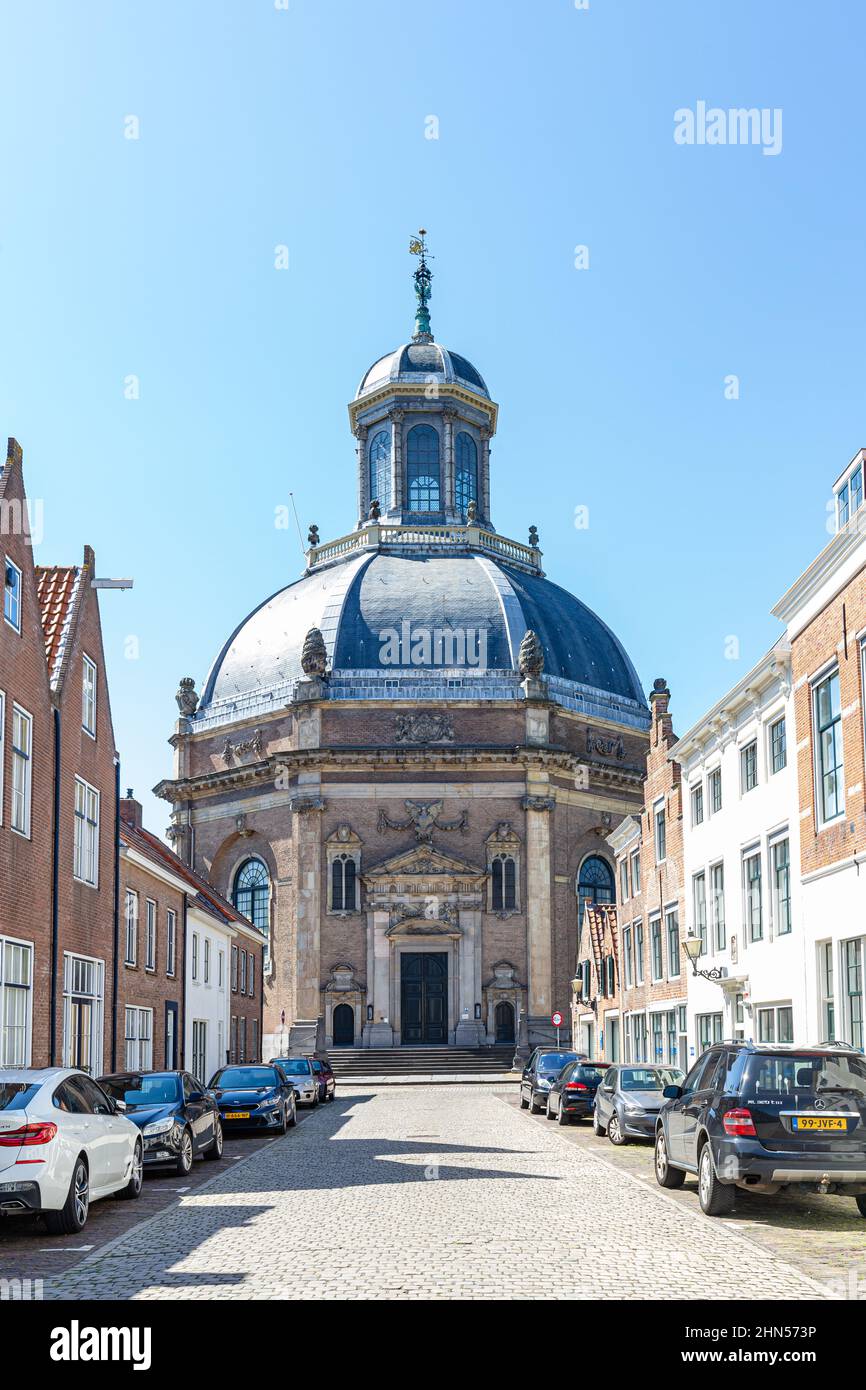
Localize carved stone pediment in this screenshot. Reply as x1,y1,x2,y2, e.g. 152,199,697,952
385,917,461,938
363,844,486,885
322,963,366,994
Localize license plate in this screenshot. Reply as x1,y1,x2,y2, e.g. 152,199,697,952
225,1111,250,1120
792,1116,848,1131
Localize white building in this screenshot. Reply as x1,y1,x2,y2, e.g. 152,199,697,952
671,640,804,1059
184,900,233,1085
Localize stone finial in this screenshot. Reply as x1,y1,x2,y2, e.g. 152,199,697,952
301,626,329,679
466,499,478,523
307,524,319,547
528,525,539,547
175,676,199,717
518,629,544,680
649,676,671,702
368,499,381,520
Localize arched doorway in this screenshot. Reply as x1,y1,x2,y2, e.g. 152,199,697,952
332,1003,355,1047
494,1000,515,1043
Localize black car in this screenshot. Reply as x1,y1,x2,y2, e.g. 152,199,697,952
545,1060,611,1124
99,1070,223,1174
593,1065,685,1145
208,1064,297,1133
310,1058,336,1102
519,1049,585,1114
655,1041,866,1217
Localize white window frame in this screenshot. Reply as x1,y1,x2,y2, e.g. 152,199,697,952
145,899,157,971
690,781,704,827
82,653,97,738
166,910,176,977
62,952,104,1076
204,937,211,985
124,889,138,965
191,932,199,982
3,556,21,633
0,690,5,827
630,849,641,895
770,834,791,936
818,940,836,1042
649,914,664,982
0,935,33,1067
10,704,32,838
813,667,845,828
73,776,100,886
708,766,722,816
653,799,666,864
124,1005,153,1070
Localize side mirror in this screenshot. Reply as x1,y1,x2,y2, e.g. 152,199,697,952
662,1085,683,1100
114,1099,127,1114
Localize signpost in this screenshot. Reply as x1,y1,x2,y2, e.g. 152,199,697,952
551,1010,563,1047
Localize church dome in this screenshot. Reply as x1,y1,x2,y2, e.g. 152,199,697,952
198,549,647,724
356,342,489,400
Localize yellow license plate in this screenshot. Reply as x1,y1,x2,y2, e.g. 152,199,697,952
225,1111,250,1120
793,1116,847,1131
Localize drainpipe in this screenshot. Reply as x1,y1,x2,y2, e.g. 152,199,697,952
49,707,61,1066
110,757,120,1071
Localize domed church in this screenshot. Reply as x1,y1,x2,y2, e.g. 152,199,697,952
156,234,651,1060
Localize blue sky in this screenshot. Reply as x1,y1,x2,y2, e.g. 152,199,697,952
1,0,864,835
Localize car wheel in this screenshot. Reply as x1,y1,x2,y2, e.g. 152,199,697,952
204,1122,224,1160
175,1127,194,1176
654,1129,686,1189
287,1102,297,1128
856,1195,866,1219
327,1088,335,1102
698,1142,735,1216
557,1100,571,1126
44,1156,90,1235
607,1110,627,1146
545,1095,556,1119
528,1091,542,1115
277,1104,288,1135
311,1090,319,1108
519,1088,529,1110
118,1141,144,1200
592,1111,606,1136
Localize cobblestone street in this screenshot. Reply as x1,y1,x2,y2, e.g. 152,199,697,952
21,1086,841,1301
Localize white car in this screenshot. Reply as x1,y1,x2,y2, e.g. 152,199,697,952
0,1068,143,1234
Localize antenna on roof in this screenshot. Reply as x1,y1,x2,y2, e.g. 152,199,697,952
288,493,306,559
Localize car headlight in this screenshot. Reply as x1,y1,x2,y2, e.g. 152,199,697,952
536,1077,552,1089
142,1117,177,1138
259,1097,280,1109
622,1100,643,1115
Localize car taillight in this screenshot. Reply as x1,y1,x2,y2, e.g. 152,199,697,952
722,1108,756,1137
565,1082,587,1091
0,1122,58,1147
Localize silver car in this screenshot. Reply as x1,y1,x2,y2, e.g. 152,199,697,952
270,1057,319,1107
593,1065,685,1145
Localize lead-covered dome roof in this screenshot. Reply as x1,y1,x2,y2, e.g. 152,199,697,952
356,342,489,400
198,550,647,724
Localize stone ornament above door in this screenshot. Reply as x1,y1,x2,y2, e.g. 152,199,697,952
377,799,468,843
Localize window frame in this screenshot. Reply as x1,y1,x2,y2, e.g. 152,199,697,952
145,899,157,971
743,847,763,943
769,715,786,775
166,909,176,977
708,766,722,815
82,653,97,739
740,739,758,794
73,776,100,887
10,703,32,839
124,889,138,966
653,799,666,864
813,668,845,827
690,782,704,827
3,556,21,633
665,907,680,980
771,836,791,936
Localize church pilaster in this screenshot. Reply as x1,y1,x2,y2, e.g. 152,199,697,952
522,781,555,1032
389,408,404,514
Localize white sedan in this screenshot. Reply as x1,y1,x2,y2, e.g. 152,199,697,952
0,1067,143,1234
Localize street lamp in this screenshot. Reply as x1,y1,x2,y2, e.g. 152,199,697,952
682,931,725,982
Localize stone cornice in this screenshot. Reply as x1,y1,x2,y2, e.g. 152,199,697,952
154,745,645,804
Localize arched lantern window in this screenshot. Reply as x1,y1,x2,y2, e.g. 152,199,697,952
455,432,478,518
368,429,391,512
406,424,441,512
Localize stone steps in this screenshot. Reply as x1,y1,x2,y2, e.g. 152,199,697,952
330,1046,515,1078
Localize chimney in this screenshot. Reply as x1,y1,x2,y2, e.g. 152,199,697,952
120,790,143,830
649,677,674,744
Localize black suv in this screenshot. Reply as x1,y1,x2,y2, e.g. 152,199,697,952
655,1041,866,1217
519,1048,586,1114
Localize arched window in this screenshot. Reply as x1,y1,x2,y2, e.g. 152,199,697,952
331,853,357,912
491,853,517,911
406,424,441,512
455,432,478,518
368,429,391,513
577,855,614,925
233,858,271,961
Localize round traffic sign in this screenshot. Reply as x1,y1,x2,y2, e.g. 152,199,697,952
551,1011,563,1028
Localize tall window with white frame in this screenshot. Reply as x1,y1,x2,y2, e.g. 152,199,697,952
634,922,645,984
650,916,663,981
693,872,707,953
770,715,786,774
125,1006,152,1069
654,800,666,862
166,909,176,977
665,908,680,979
844,939,863,1051
4,557,21,632
820,942,835,1041
743,849,763,942
709,766,722,815
814,670,844,824
491,853,517,911
11,705,31,837
145,900,157,970
740,740,758,793
82,654,97,737
691,782,703,826
331,853,358,912
124,889,138,965
619,858,629,903
73,778,99,885
771,838,791,935
630,848,641,894
710,862,725,952
623,925,633,987
0,938,33,1067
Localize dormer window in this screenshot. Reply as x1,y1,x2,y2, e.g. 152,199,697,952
834,454,864,532
368,429,391,513
406,424,440,512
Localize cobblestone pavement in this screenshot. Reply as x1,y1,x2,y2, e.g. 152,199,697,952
32,1086,834,1300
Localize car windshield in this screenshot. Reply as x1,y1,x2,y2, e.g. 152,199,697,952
538,1053,578,1072
274,1059,312,1076
100,1074,181,1107
212,1067,279,1089
744,1053,866,1102
0,1082,38,1111
620,1068,668,1091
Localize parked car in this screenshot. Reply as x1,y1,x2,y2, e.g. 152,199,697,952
0,1068,142,1235
309,1057,336,1103
208,1064,297,1133
655,1041,866,1217
270,1057,319,1107
545,1060,611,1124
593,1065,685,1144
99,1070,224,1173
519,1050,585,1114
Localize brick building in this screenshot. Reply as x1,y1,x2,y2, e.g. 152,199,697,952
154,249,651,1058
577,679,688,1069
772,447,866,1046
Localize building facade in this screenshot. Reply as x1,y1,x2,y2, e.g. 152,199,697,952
155,245,651,1058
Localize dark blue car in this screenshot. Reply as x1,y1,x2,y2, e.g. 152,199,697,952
208,1064,297,1134
99,1070,224,1174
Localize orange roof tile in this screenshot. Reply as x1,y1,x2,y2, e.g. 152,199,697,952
34,565,80,687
